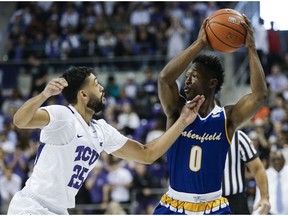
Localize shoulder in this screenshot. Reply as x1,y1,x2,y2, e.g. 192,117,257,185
40,105,73,120
40,105,71,112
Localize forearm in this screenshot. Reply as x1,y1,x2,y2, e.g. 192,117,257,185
160,40,204,84
144,117,187,163
248,47,268,101
253,166,269,200
13,92,49,128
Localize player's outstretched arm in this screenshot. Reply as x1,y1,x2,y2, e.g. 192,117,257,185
227,15,268,133
112,95,205,164
158,19,208,122
13,78,68,129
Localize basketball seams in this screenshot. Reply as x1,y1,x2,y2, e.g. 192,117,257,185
208,12,243,21
206,8,247,53
207,25,240,50
208,22,246,37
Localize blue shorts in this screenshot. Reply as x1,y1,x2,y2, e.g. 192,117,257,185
153,194,231,215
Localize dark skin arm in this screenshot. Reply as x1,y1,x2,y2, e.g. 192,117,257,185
158,18,209,129
226,15,268,139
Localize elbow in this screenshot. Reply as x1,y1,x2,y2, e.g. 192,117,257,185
13,114,25,128
253,87,268,106
142,149,158,165
256,91,268,105
158,72,167,84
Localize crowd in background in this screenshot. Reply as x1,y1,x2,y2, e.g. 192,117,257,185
0,1,288,215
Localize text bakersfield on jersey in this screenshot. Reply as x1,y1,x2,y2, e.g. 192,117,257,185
182,130,222,143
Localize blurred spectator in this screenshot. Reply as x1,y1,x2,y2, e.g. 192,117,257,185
266,63,288,103
130,3,150,27
205,2,219,17
28,54,49,97
8,34,29,61
117,102,140,137
270,94,287,124
85,160,110,214
254,150,288,214
61,27,81,58
0,131,15,155
105,74,120,100
145,116,165,143
0,148,6,175
0,168,22,214
29,32,46,58
249,129,270,162
254,17,269,74
134,25,156,58
267,21,282,73
45,31,61,59
181,7,195,47
5,145,28,187
107,157,133,204
168,2,183,21
97,28,117,57
132,163,158,214
1,89,24,119
166,16,185,60
122,72,138,100
60,3,79,30
79,3,96,30
81,26,97,57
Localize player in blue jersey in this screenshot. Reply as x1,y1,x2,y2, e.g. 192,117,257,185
153,15,268,215
7,67,204,214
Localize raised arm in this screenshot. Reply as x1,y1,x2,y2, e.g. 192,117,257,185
158,18,209,128
227,15,268,136
13,78,68,129
112,95,205,164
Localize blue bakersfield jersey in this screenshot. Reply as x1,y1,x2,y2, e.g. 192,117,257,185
167,105,231,194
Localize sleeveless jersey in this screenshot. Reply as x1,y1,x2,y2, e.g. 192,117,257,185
24,105,128,210
167,105,231,194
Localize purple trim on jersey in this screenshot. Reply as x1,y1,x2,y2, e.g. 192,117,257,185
67,106,74,114
90,119,97,124
34,142,45,165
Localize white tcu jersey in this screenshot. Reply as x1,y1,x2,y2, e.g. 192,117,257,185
25,105,128,209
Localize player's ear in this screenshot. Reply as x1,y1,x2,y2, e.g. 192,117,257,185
209,78,218,89
79,89,88,100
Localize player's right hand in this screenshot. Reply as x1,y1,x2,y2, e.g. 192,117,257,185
197,18,210,48
42,78,68,98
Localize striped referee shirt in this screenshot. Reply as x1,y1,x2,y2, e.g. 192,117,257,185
222,130,258,196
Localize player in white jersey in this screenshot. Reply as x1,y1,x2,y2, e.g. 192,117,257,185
7,67,205,214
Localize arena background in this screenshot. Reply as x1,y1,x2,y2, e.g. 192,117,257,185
0,1,287,214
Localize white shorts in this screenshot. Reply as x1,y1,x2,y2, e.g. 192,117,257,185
7,188,69,215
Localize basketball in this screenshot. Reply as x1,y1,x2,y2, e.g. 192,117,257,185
206,8,247,53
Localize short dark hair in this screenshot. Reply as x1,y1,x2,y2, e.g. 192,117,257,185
60,66,93,104
192,55,224,93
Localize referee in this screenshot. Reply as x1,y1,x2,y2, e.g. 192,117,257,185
222,130,270,214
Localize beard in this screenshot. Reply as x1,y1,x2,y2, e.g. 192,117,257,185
87,93,106,113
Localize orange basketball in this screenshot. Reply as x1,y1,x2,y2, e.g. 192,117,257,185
206,8,247,53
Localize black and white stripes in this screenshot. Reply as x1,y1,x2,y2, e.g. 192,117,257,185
222,130,258,196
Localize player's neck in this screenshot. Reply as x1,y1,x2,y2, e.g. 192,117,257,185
198,99,216,118
73,104,94,125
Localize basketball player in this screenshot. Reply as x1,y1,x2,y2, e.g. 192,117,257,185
7,67,205,214
153,15,267,215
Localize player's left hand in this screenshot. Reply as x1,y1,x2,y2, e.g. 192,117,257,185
241,14,256,50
